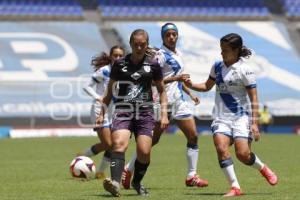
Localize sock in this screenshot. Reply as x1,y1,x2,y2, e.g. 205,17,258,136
110,152,125,183
125,152,137,173
132,159,150,184
97,150,111,173
248,152,265,170
219,158,240,189
83,145,98,157
186,143,199,178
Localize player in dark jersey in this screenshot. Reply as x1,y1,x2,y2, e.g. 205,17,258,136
97,29,169,197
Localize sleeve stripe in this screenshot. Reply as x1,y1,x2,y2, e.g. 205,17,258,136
246,84,256,89
92,76,100,83
209,75,216,81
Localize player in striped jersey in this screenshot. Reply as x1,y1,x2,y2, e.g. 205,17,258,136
185,33,278,197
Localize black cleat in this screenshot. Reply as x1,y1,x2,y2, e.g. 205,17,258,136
131,182,149,196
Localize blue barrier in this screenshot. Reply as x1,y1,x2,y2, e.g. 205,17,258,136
0,126,11,138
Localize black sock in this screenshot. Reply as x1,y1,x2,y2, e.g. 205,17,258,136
110,152,125,183
104,150,111,159
132,160,150,184
91,144,98,155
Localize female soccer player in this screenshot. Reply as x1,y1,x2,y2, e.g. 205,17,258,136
80,45,124,179
185,33,278,197
98,29,169,197
122,23,208,189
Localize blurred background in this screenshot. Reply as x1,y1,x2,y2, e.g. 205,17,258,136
0,0,300,138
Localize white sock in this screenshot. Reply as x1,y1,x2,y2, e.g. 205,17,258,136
222,164,240,189
97,156,110,173
186,147,199,178
83,147,96,157
125,152,137,173
251,154,265,170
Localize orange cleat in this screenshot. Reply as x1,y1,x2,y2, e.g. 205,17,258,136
223,187,243,197
185,174,208,187
260,165,278,186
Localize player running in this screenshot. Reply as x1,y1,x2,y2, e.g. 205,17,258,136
185,33,278,197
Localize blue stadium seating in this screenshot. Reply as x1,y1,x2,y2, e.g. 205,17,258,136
98,0,270,19
0,0,83,19
281,0,300,19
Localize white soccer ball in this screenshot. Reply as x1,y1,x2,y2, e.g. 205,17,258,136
69,156,96,180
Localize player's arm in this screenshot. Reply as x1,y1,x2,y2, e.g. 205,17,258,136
184,77,215,92
96,79,115,125
182,83,200,105
247,87,260,141
164,74,190,84
154,79,169,129
83,78,102,101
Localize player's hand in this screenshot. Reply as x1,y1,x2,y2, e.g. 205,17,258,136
251,123,260,141
96,114,104,126
176,74,190,82
190,94,200,105
160,115,169,130
146,46,159,57
183,78,193,88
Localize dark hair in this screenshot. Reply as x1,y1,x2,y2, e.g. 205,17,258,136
220,33,252,58
129,29,149,44
91,45,124,71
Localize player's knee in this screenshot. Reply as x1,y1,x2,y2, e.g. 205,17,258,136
235,150,250,163
215,144,229,157
111,140,127,152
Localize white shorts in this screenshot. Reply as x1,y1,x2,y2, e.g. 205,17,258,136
154,99,193,121
90,101,112,129
211,115,252,140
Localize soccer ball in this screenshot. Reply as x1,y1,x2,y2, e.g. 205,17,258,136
69,156,96,180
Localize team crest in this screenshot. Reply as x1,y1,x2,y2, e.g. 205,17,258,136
143,65,151,73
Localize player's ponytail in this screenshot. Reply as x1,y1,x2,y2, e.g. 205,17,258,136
91,45,124,71
221,33,252,59
91,52,111,71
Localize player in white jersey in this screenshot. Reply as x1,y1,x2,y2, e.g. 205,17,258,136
185,33,278,197
122,23,208,189
79,46,124,179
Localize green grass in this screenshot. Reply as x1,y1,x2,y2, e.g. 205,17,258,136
0,134,299,200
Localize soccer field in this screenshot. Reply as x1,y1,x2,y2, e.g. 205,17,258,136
1,134,299,200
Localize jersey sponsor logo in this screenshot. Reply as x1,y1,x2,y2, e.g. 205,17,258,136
131,72,141,80
0,32,78,81
121,66,128,72
143,65,151,73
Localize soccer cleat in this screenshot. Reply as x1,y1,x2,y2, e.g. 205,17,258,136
185,174,209,187
260,165,278,186
131,182,149,196
103,178,121,197
223,187,243,197
121,168,132,189
95,172,106,179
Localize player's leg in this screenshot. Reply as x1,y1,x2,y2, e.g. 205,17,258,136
103,129,131,197
233,116,278,186
130,110,155,196
173,100,208,187
96,127,112,179
176,117,208,187
212,119,242,197
122,107,165,189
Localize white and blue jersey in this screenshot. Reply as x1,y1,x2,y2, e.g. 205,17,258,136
209,58,256,119
84,64,111,128
209,58,256,139
91,65,110,98
153,45,192,120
